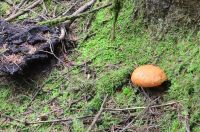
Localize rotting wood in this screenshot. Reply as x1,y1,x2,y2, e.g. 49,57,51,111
0,20,62,75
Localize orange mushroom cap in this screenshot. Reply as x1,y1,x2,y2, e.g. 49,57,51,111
131,65,167,88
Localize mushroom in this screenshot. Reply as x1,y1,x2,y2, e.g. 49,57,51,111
131,65,167,88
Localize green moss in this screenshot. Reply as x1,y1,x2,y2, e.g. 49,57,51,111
193,127,200,132
96,66,131,95
0,2,10,17
87,94,102,112
98,112,121,130
114,86,145,108
77,0,200,130
72,119,86,132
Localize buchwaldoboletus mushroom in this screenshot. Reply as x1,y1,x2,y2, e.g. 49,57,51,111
131,65,167,88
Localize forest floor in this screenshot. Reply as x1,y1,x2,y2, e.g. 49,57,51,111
0,0,200,131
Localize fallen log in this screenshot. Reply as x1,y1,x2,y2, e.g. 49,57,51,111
0,20,63,75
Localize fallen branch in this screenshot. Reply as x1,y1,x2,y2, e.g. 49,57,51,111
12,0,28,15
64,0,98,26
70,0,97,17
38,3,112,26
86,94,108,132
5,0,43,21
38,0,97,26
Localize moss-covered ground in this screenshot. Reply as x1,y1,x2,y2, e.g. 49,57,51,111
0,0,200,131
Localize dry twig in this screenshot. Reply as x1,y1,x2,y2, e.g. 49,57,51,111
1,113,93,125
1,114,24,124
120,98,162,132
12,0,28,15
5,0,43,21
104,101,178,112
185,114,191,132
64,0,97,26
38,2,112,26
26,115,93,125
86,94,108,132
62,0,82,16
25,84,43,109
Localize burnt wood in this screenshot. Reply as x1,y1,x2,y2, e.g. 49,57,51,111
0,20,61,75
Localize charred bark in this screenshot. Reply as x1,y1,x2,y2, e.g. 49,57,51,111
0,20,69,75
